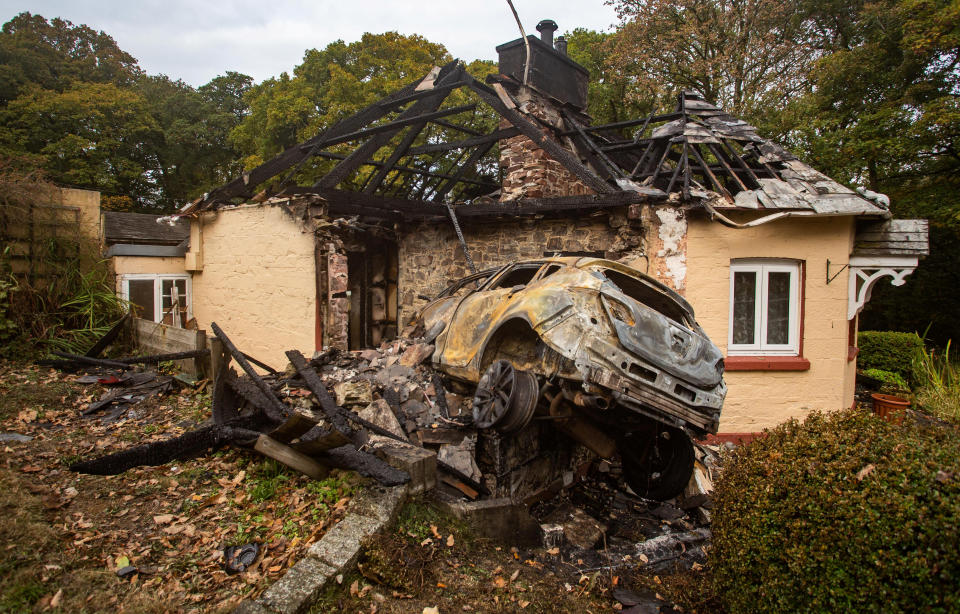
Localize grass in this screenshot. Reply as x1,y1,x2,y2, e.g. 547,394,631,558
913,339,960,423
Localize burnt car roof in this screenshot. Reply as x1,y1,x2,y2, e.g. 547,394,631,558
488,257,697,317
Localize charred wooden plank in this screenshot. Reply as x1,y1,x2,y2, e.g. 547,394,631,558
255,434,329,479
211,322,287,423
285,350,355,436
431,118,485,136
563,111,624,180
69,420,261,475
290,426,353,455
52,352,130,370
430,141,497,202
84,314,129,358
310,152,497,189
114,348,211,364
308,103,476,152
362,122,433,195
320,444,409,486
240,352,277,374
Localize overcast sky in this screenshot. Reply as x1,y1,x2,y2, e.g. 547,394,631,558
1,1,621,86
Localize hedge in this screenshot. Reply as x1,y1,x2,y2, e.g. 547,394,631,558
857,331,924,383
712,409,960,613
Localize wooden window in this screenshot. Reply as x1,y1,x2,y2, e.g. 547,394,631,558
728,260,801,356
119,274,191,326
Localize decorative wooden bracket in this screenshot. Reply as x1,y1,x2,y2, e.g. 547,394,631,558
847,255,919,319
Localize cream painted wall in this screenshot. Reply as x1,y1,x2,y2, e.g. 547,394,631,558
190,204,317,369
57,187,100,245
113,256,186,277
685,214,857,432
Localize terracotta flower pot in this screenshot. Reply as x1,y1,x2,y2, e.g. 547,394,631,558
871,393,911,424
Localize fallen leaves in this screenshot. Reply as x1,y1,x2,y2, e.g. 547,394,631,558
0,362,360,611
856,464,876,481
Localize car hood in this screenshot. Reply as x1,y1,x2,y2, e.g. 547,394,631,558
601,285,724,389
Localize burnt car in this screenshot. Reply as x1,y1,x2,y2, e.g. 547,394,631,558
413,257,726,499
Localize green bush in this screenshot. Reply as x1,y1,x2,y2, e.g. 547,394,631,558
713,409,960,613
861,368,909,391
857,331,924,382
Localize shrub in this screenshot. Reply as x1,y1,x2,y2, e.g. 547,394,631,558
712,409,960,613
861,368,909,391
857,331,924,382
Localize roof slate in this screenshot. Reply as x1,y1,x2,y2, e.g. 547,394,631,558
103,212,190,246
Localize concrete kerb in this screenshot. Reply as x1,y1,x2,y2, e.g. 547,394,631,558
234,483,409,614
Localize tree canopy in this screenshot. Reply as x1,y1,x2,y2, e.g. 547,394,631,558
0,12,249,211
0,6,956,338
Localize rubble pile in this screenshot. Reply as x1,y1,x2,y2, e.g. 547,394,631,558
58,321,726,574
531,442,721,573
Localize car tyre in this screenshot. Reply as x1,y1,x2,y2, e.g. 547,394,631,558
619,425,694,500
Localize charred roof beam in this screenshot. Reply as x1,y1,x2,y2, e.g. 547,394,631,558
313,67,468,190
184,60,461,210
310,151,499,190
465,76,615,195
301,102,477,152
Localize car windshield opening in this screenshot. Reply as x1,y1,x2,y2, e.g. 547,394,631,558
490,265,543,289
602,269,690,325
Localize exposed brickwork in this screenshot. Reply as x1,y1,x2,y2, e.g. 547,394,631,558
498,87,594,202
640,203,689,295
396,212,647,325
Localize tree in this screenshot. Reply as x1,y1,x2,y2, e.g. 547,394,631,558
0,12,140,104
231,32,453,168
565,28,654,125
0,82,158,202
607,0,814,121
782,0,960,343
138,73,252,210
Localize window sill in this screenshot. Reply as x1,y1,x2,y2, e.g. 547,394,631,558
725,356,811,371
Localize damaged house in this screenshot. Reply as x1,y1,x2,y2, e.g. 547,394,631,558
118,20,928,440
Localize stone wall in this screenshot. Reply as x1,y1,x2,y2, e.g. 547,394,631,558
396,209,646,324
498,87,593,202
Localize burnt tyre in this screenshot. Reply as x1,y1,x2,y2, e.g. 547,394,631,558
619,425,694,500
472,359,538,433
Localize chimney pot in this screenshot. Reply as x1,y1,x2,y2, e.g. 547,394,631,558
554,35,567,56
536,19,558,46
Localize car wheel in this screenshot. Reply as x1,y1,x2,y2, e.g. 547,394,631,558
472,359,539,433
619,426,694,500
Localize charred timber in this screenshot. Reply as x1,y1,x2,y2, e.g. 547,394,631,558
210,322,288,424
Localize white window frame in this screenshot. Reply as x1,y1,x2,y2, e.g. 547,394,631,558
118,273,192,324
728,259,801,356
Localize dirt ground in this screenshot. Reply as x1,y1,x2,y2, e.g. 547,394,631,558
0,361,359,613
0,360,719,614
312,497,720,614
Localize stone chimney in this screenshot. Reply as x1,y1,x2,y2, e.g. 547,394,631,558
495,20,594,201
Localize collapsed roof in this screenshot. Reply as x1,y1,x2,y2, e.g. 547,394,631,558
183,47,887,222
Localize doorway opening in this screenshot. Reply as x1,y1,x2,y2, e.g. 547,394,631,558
346,238,399,349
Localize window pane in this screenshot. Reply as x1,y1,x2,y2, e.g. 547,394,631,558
732,271,756,345
128,280,155,321
766,271,791,344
